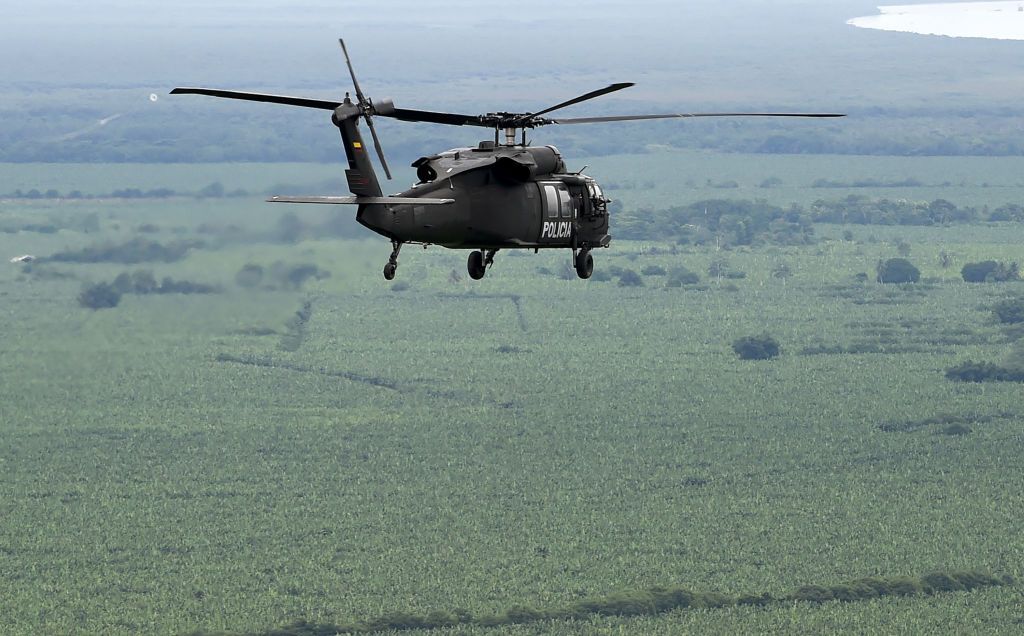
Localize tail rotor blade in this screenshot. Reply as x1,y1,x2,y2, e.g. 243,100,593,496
337,38,391,180
339,39,366,103
364,115,392,180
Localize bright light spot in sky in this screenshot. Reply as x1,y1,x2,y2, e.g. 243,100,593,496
149,93,159,102
849,1,1024,40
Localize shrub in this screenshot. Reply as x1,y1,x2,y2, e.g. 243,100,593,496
788,585,834,603
945,361,1024,383
736,593,773,606
771,262,792,280
112,270,158,294
876,258,920,284
578,591,656,616
156,277,218,294
708,258,730,278
617,269,644,287
503,605,545,624
942,424,971,436
993,298,1024,324
78,282,121,309
732,334,780,360
48,238,202,264
666,267,700,287
235,264,264,288
962,260,1019,283
267,262,330,289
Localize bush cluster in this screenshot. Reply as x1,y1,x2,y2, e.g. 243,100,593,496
235,262,331,290
49,238,203,264
666,266,700,287
993,298,1024,324
617,269,644,287
78,270,218,309
211,570,1010,635
77,282,122,309
876,258,920,284
733,334,780,360
945,361,1024,383
962,261,1020,283
615,199,813,247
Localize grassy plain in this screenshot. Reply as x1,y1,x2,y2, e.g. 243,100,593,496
1,158,1023,634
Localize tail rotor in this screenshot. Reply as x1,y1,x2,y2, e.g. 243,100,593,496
338,39,392,180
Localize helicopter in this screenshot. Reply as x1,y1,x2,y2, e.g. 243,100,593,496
172,40,843,281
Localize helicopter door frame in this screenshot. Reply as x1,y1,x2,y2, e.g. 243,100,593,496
538,181,574,244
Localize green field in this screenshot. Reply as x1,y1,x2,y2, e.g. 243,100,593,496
1,158,1023,634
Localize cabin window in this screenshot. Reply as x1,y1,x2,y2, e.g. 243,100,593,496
558,189,573,219
543,185,559,218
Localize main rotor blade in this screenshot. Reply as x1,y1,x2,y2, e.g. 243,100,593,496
383,107,486,127
516,83,635,124
551,112,846,124
363,114,392,180
170,88,341,110
339,39,366,104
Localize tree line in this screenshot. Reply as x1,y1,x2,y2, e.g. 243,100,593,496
615,197,1024,246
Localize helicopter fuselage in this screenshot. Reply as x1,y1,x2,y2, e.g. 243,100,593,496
356,142,611,251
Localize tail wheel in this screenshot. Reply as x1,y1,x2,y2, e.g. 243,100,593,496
468,250,486,280
575,250,594,279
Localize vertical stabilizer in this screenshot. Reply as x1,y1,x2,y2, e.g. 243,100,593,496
333,101,383,198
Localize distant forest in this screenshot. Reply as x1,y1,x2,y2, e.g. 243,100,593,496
5,104,1024,164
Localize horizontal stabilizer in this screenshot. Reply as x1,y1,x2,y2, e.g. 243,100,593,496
267,195,455,205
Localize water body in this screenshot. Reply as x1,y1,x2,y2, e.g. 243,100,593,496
849,1,1024,40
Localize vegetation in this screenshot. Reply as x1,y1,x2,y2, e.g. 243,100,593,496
617,269,644,287
961,261,1020,283
5,161,1024,635
876,258,920,284
732,334,781,360
77,281,122,309
945,362,1024,383
666,266,700,287
193,570,1010,635
993,298,1024,324
47,238,204,264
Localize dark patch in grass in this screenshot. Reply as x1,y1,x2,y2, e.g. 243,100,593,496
216,353,401,392
46,238,203,264
279,300,314,352
494,344,526,354
946,361,1024,383
942,424,972,436
802,319,991,357
438,292,528,332
820,282,932,306
681,476,710,487
194,570,1011,635
993,298,1024,324
216,353,516,410
231,327,279,337
879,412,1012,433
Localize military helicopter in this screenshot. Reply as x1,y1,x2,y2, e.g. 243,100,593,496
172,40,843,281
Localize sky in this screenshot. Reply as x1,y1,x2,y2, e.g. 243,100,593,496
849,1,1024,39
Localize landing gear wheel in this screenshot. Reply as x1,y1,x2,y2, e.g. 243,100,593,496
468,250,486,280
575,250,594,279
382,240,402,281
